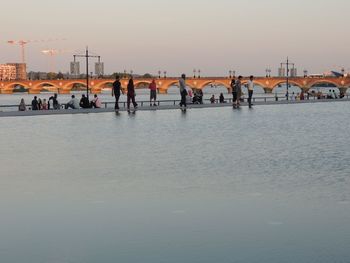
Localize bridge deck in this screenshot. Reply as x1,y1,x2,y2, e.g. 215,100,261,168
0,98,349,118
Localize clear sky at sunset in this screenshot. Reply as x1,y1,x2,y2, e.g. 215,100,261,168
0,0,349,76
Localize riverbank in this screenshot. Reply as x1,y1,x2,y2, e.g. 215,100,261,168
0,98,349,118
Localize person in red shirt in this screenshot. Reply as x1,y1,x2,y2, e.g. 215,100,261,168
149,79,157,106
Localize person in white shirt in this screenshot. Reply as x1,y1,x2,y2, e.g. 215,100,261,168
65,95,80,109
247,75,254,108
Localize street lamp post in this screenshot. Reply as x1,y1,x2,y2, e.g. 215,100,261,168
73,47,100,100
193,69,197,78
229,70,232,78
198,69,201,78
280,57,295,101
158,70,161,79
164,71,167,78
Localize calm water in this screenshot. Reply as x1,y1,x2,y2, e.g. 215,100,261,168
0,103,350,263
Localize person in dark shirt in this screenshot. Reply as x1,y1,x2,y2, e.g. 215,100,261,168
127,77,138,111
79,94,90,108
219,93,225,103
112,75,122,110
31,96,39,111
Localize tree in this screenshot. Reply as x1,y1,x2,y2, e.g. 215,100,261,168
47,72,57,80
57,71,64,79
142,73,153,79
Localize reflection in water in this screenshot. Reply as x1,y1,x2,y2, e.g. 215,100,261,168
0,103,350,263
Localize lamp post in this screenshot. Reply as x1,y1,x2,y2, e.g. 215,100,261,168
229,70,232,78
73,46,101,100
280,57,295,101
198,69,201,78
193,69,197,78
303,70,308,78
158,70,161,79
164,71,167,78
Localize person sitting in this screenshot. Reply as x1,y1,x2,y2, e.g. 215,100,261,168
18,98,26,111
65,95,80,109
333,90,338,99
210,95,215,104
90,94,102,108
42,99,48,110
327,89,333,99
31,96,39,110
79,94,90,108
219,93,225,103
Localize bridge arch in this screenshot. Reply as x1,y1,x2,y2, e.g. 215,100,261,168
134,81,152,89
197,80,230,90
2,82,29,93
308,80,340,89
94,81,114,90
272,80,303,95
31,82,60,93
162,80,196,91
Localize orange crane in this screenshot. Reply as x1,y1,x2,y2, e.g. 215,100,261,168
41,49,71,73
7,38,66,64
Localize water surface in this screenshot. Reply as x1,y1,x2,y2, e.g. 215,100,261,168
0,102,349,263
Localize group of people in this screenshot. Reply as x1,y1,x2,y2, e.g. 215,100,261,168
19,74,258,112
230,75,254,108
18,93,103,111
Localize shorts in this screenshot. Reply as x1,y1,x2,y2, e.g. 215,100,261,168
150,90,157,100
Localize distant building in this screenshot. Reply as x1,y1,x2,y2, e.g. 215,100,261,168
6,63,27,80
0,64,16,80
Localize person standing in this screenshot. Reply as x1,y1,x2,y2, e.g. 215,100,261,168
127,77,138,111
149,79,157,106
179,74,187,109
31,96,39,111
38,98,43,110
247,75,254,108
112,75,122,111
219,93,225,103
230,77,236,107
234,76,243,108
49,93,60,110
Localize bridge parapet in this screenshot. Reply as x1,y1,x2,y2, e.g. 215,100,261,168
0,77,350,94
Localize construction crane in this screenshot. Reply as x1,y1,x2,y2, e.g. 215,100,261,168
41,49,71,73
7,38,66,64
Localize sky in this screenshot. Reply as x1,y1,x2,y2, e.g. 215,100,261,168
0,0,349,76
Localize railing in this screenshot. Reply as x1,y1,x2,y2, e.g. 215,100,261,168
1,95,349,111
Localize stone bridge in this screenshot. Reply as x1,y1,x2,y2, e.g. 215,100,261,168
1,77,349,94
